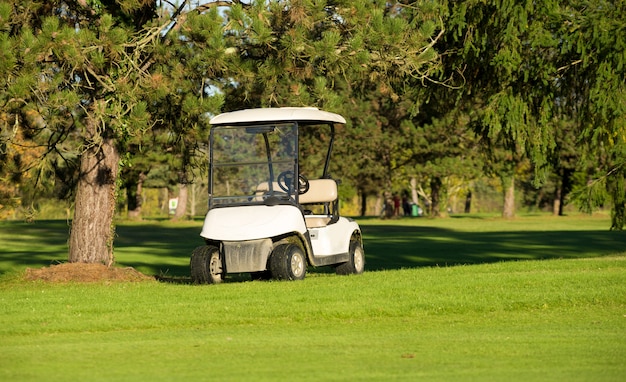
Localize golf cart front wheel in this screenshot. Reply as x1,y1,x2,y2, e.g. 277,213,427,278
336,240,365,275
270,243,306,281
190,245,224,284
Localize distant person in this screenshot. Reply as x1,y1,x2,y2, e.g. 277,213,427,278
393,194,401,217
381,192,394,219
402,194,411,216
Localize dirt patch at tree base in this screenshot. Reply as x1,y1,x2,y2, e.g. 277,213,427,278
24,263,155,283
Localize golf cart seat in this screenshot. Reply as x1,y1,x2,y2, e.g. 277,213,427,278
255,178,337,203
299,179,337,204
300,179,338,228
255,182,282,200
255,179,338,228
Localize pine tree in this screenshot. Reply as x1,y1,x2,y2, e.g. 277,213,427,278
556,0,626,229
0,1,201,263
210,1,446,215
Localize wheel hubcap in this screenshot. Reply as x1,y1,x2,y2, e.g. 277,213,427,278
291,253,304,277
354,248,364,272
210,254,223,276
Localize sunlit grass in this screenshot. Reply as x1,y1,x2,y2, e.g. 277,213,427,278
1,257,625,381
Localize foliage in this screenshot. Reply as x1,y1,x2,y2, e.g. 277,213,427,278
0,0,170,262
2,0,626,235
555,0,626,229
437,0,626,224
216,0,446,207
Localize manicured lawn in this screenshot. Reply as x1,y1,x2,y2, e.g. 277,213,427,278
0,213,625,381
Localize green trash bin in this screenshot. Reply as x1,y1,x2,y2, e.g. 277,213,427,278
411,203,419,217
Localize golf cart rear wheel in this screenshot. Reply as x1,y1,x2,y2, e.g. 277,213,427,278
336,240,365,275
269,243,306,281
190,245,224,284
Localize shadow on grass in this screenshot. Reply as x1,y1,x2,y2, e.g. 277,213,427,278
361,223,626,271
113,223,202,280
98,220,626,278
2,219,625,280
0,220,70,271
0,220,200,279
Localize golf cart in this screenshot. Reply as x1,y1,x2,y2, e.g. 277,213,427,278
190,107,365,283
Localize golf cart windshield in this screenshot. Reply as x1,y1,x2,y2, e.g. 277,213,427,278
209,123,298,208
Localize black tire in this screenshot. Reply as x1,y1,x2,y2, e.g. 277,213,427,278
190,245,224,284
269,243,306,280
336,239,365,275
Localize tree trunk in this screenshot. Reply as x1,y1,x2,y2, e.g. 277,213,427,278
609,170,626,230
375,193,383,217
410,177,419,205
68,137,120,265
173,183,188,220
191,183,196,218
127,171,146,220
464,191,472,213
359,188,367,216
556,169,573,216
502,175,515,219
430,176,442,217
552,177,562,216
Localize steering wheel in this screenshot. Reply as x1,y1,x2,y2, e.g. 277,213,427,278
277,171,310,194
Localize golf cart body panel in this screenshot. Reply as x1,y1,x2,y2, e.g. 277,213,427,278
191,107,364,282
307,216,359,257
201,205,307,241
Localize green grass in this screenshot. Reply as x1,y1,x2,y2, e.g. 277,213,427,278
1,213,625,381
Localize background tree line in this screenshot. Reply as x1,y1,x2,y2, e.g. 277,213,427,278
0,0,624,265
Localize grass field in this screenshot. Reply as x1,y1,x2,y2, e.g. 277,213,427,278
1,213,625,381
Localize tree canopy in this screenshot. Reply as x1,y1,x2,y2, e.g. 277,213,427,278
1,0,625,265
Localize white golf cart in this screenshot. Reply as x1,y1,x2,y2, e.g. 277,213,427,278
190,107,365,283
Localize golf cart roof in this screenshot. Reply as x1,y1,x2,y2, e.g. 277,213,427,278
209,107,346,125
